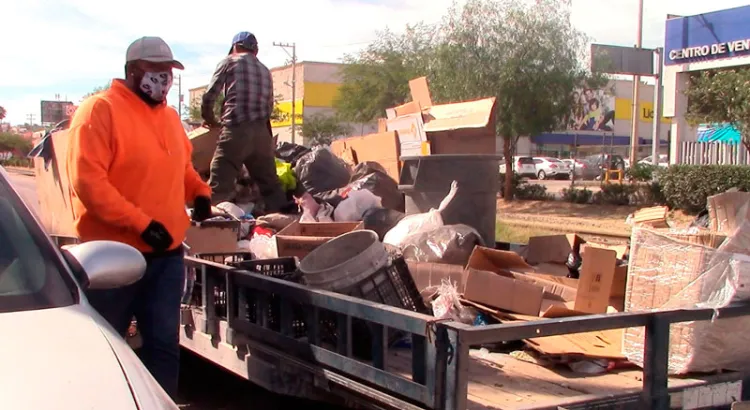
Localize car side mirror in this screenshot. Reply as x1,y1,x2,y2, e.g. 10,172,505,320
62,241,146,290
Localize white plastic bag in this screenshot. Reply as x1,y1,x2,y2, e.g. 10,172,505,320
248,234,278,259
333,189,382,222
383,209,444,247
316,202,335,222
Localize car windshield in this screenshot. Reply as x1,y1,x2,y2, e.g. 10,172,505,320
0,176,75,313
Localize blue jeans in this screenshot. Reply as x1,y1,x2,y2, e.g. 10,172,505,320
85,253,185,399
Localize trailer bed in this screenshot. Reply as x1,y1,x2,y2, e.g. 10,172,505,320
385,347,740,409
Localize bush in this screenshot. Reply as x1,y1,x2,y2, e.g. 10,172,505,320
561,186,593,204
659,165,750,213
627,163,658,182
593,183,635,206
0,157,32,168
515,183,551,201
632,181,666,206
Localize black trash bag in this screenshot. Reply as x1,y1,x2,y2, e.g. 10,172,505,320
276,142,312,167
691,209,710,229
294,147,351,196
362,208,406,241
401,224,484,266
315,161,405,211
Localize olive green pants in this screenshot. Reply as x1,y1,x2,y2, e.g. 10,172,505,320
208,119,285,213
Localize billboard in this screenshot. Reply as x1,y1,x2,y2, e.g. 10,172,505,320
565,84,616,132
41,100,76,124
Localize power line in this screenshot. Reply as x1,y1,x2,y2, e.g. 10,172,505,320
26,113,36,126
273,42,298,145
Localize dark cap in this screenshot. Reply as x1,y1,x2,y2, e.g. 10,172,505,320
229,31,258,54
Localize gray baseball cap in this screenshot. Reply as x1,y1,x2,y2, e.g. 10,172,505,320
126,36,184,70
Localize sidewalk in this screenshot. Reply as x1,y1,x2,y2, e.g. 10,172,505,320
3,166,34,176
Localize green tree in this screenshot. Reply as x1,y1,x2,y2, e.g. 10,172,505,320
334,24,437,123
301,114,352,146
684,67,750,151
0,132,33,155
0,106,6,121
431,0,603,199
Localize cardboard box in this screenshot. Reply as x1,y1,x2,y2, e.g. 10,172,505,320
463,268,544,316
330,132,401,181
187,127,220,175
34,130,77,238
467,246,619,314
184,220,240,255
276,221,363,259
632,206,670,229
384,77,498,155
406,262,466,303
708,191,750,234
525,234,585,265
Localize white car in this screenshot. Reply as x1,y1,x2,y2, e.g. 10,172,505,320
532,157,570,180
0,167,178,410
499,156,537,178
639,154,669,167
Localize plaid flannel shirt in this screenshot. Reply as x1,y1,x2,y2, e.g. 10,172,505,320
202,54,274,127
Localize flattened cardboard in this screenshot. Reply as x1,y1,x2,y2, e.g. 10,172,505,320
330,132,401,181
466,246,535,273
707,191,750,234
407,262,466,303
408,77,433,109
188,127,220,174
276,221,363,259
632,206,669,229
526,234,585,265
185,221,240,255
34,130,77,237
574,246,617,313
463,268,544,316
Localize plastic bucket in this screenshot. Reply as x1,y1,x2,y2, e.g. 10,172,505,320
299,230,388,292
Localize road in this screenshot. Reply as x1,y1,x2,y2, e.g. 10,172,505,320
6,171,339,410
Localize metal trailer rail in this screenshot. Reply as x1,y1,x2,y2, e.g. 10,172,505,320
181,255,750,410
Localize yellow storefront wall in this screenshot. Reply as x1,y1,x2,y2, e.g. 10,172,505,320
614,98,671,124
271,99,304,128
303,82,340,108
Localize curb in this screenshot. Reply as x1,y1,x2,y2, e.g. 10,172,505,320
498,218,631,239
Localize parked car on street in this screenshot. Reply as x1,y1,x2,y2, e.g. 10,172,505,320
532,157,569,180
561,159,599,180
639,154,669,167
498,156,536,178
0,166,178,410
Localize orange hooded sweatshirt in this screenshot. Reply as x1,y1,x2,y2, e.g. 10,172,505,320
66,79,210,253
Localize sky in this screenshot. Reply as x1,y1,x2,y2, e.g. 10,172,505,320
1,0,749,125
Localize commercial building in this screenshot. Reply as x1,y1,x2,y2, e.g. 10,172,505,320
662,5,750,164
189,61,376,146
517,79,670,159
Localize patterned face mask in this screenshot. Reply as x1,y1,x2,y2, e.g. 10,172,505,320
138,71,173,101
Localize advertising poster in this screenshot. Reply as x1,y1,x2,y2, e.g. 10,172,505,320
566,84,616,132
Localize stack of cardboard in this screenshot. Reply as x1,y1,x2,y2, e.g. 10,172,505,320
624,193,750,374
329,76,498,183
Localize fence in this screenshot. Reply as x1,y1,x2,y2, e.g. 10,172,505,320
680,141,750,166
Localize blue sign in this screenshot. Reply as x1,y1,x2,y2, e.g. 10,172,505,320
665,5,750,66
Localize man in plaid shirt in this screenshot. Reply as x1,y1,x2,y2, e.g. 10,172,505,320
201,31,285,212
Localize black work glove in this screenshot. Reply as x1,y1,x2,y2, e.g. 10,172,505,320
141,221,174,252
191,196,212,222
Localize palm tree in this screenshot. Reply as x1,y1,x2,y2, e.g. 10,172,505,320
0,106,6,122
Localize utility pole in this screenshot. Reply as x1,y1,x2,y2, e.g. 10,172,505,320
26,113,35,126
175,74,184,119
273,41,297,144
652,47,664,163
629,0,644,163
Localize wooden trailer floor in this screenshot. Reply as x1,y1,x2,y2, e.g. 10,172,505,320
386,348,741,410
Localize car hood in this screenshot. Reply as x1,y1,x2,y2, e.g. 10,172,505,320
0,305,137,410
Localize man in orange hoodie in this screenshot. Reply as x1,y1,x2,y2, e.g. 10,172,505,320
66,36,211,399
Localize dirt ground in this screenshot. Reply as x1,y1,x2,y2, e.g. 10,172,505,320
496,200,696,244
